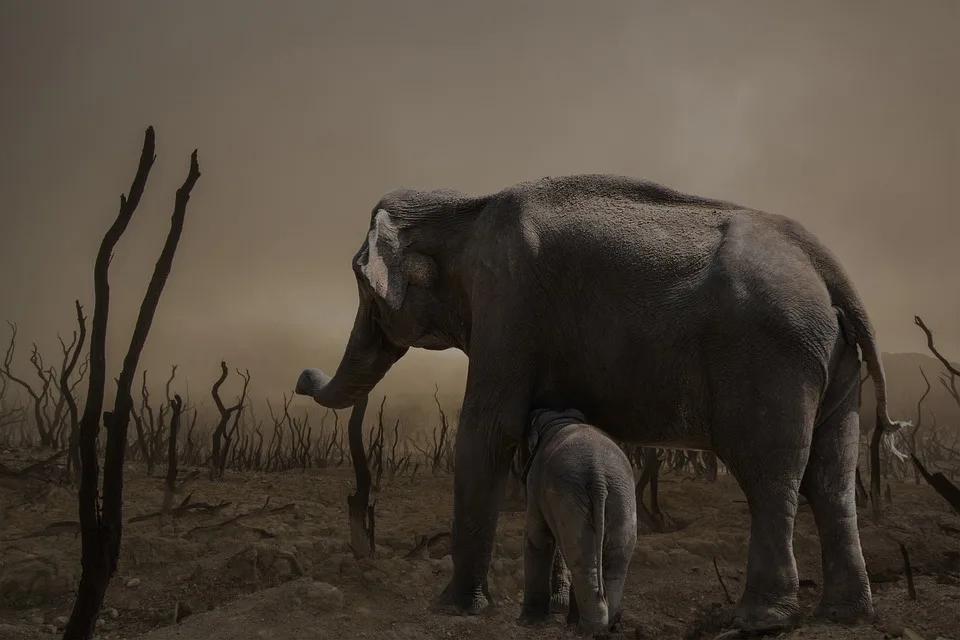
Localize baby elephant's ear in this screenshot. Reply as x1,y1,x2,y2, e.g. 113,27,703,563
529,428,539,450
359,209,407,311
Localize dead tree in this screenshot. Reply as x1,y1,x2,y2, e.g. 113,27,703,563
910,367,932,484
0,367,27,431
912,454,960,516
47,330,89,449
431,386,451,472
162,394,184,516
347,395,375,557
208,361,250,479
914,316,960,407
2,324,54,447
59,303,88,485
63,126,200,640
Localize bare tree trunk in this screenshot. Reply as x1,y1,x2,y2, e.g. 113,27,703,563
912,454,960,516
59,302,87,486
162,394,183,516
346,395,375,558
63,127,200,640
208,362,247,479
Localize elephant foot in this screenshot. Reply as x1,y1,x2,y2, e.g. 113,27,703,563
575,617,610,637
730,599,801,636
433,579,493,616
813,599,874,625
549,590,569,614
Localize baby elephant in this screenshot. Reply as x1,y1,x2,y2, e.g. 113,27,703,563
518,407,638,634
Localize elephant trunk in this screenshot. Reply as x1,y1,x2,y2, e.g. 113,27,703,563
296,298,407,410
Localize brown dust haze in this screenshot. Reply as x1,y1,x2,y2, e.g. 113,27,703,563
1,0,958,414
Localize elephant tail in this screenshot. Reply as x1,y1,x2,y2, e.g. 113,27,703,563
591,484,607,604
788,221,912,457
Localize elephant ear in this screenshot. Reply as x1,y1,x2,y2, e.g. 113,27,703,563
359,208,407,311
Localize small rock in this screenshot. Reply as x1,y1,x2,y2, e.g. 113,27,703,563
492,558,505,574
174,600,193,623
362,569,387,583
437,555,454,574
54,616,68,628
107,608,119,619
40,624,57,634
338,556,360,578
95,618,105,627
30,615,44,625
303,581,344,612
126,577,141,588
885,619,905,637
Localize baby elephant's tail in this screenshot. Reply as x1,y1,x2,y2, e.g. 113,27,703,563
592,486,607,605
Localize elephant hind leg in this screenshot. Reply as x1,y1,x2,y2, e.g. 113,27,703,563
713,372,818,632
556,515,609,634
801,344,874,622
602,520,637,628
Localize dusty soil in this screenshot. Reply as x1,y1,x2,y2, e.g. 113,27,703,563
1,450,958,640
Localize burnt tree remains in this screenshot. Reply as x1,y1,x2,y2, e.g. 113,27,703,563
62,127,201,640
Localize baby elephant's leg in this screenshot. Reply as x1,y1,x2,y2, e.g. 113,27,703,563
557,511,609,634
518,502,556,626
602,519,637,628
550,549,571,613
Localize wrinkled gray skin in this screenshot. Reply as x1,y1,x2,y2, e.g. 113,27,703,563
518,408,637,635
294,174,910,632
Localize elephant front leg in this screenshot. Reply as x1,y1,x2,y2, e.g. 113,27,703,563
436,413,518,615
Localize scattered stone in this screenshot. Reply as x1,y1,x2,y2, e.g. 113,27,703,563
30,615,44,625
885,619,906,637
107,608,119,619
39,624,57,634
302,581,344,612
54,616,68,628
95,618,105,628
338,556,360,578
362,568,388,583
174,600,193,623
126,577,141,588
436,555,454,574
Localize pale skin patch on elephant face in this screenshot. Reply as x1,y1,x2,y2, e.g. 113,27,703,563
352,208,454,351
358,209,406,312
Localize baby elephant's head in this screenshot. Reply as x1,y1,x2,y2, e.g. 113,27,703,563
527,407,586,450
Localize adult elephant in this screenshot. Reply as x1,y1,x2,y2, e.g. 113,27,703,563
295,174,906,633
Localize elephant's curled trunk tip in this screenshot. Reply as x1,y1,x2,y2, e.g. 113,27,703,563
295,368,331,398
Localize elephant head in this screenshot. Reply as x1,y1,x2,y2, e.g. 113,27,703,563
295,188,478,409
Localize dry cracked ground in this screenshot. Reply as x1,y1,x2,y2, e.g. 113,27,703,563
1,449,959,640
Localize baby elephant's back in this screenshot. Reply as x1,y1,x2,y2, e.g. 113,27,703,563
541,424,636,510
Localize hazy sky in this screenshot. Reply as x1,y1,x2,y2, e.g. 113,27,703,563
1,0,957,406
